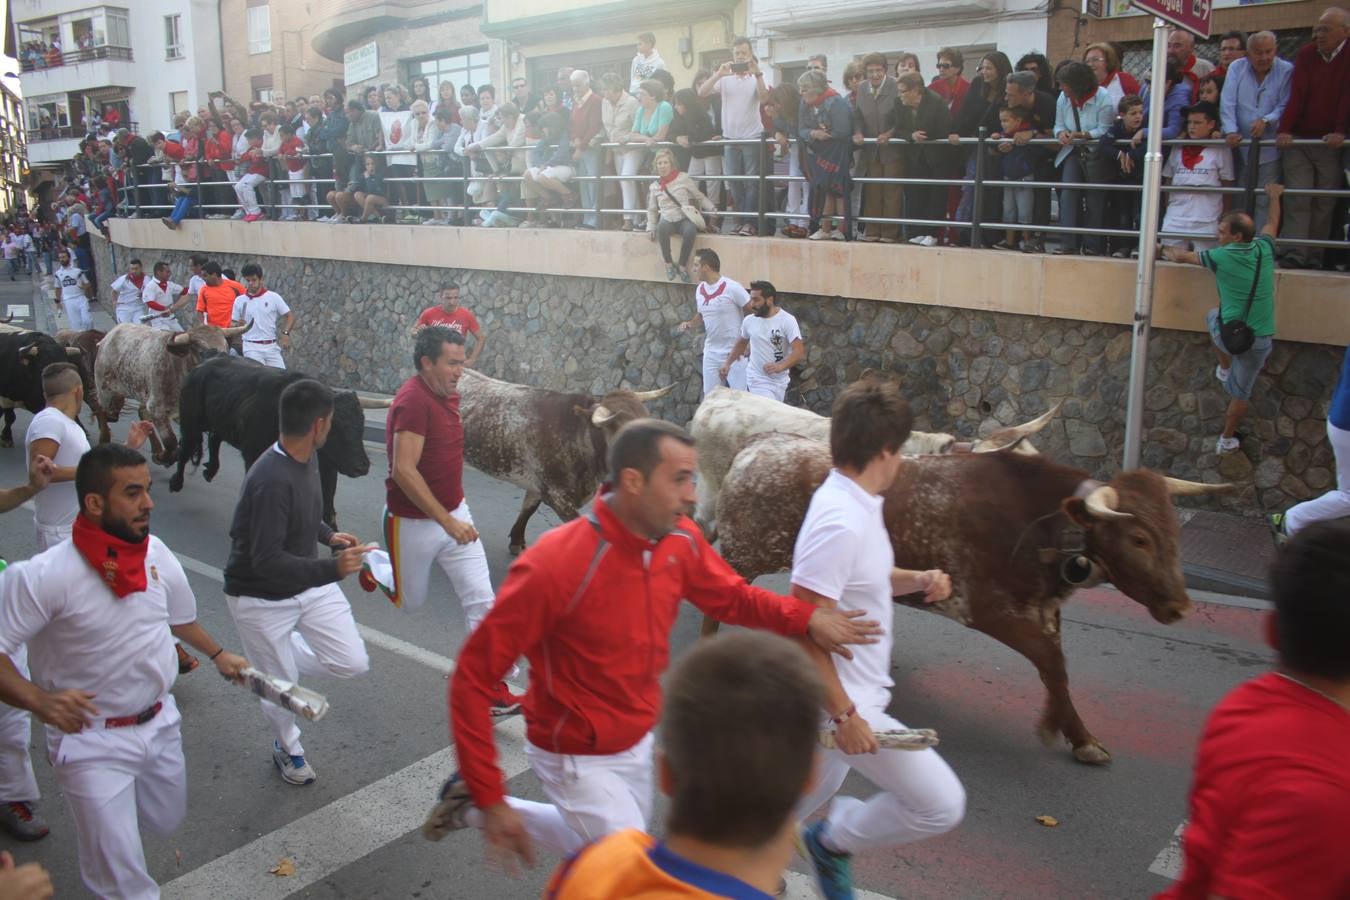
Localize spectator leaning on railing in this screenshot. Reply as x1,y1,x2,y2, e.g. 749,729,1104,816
1052,61,1117,256
601,73,644,231
1160,102,1235,251
701,37,774,236
1167,28,1215,103
568,71,605,230
1220,31,1292,233
1084,42,1140,107
1003,69,1059,246
853,53,902,243
1098,95,1147,257
896,71,951,247
1214,30,1248,78
797,70,852,241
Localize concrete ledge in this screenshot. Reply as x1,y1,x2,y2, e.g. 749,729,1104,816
108,218,1346,346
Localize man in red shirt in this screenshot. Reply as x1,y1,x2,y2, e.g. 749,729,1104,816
375,327,516,712
412,283,487,368
1159,520,1350,900
195,261,245,328
568,70,604,230
1274,7,1350,270
426,419,882,867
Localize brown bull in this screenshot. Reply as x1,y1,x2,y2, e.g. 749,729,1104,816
712,433,1229,764
54,329,111,444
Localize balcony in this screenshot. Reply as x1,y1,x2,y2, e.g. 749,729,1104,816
310,0,483,61
17,47,136,99
27,137,80,167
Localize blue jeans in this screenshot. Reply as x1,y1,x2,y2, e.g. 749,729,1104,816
1235,150,1281,234
169,194,195,224
575,148,603,228
1057,153,1104,254
723,143,761,231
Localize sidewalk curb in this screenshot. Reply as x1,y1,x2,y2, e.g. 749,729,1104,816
1182,563,1269,600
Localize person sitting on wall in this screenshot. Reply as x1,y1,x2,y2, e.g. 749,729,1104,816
519,112,576,229
646,149,716,283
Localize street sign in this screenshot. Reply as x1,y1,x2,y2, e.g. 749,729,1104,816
1128,0,1212,38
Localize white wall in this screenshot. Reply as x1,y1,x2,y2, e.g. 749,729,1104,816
127,0,223,133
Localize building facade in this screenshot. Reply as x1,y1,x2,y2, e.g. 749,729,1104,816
220,0,344,109
1,81,28,217
13,0,222,168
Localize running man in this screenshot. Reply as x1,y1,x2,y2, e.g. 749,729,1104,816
52,249,93,331
0,443,249,899
140,261,190,333
367,326,518,712
107,258,147,325
412,283,487,368
431,418,882,865
791,378,966,898
223,380,371,785
195,261,245,328
677,249,749,396
231,263,293,368
721,280,805,403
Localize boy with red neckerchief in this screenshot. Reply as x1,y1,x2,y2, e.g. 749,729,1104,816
1160,102,1234,252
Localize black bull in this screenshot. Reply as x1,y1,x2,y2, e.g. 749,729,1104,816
169,357,381,525
0,331,83,447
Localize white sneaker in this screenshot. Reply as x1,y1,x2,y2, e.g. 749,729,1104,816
916,236,938,247
808,229,829,241
908,235,926,245
1216,435,1241,454
858,233,880,242
829,229,845,241
272,741,316,785
230,210,245,220
1214,365,1230,384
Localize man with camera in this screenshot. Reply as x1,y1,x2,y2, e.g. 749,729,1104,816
1164,183,1283,456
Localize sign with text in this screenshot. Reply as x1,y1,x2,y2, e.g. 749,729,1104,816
1126,0,1212,36
344,41,379,86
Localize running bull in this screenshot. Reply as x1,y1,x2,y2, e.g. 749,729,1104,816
713,432,1229,764
457,368,676,554
0,325,83,447
169,356,388,527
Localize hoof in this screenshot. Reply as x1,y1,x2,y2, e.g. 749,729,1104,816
203,466,218,483
168,474,183,493
0,439,10,449
1036,721,1059,748
1072,742,1112,765
508,542,526,556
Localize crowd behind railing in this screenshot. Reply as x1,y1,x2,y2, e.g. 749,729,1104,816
30,17,1350,282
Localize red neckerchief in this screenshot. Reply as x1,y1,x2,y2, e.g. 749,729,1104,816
72,513,149,598
1181,54,1202,101
658,169,681,188
1070,86,1099,109
246,289,265,298
128,272,145,289
698,279,727,306
805,87,840,108
1181,145,1205,169
146,279,170,310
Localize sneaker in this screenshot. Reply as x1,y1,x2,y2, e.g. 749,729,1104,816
0,801,49,841
857,233,880,242
244,212,265,222
666,263,679,281
272,741,316,785
422,771,474,841
808,229,830,241
1215,435,1241,455
916,235,938,247
828,229,845,241
231,210,246,220
489,681,524,718
161,217,177,230
1267,512,1288,543
799,821,852,900
1215,365,1230,384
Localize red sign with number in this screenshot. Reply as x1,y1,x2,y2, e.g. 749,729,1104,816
1128,0,1212,38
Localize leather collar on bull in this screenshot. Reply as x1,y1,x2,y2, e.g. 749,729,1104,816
1008,480,1111,590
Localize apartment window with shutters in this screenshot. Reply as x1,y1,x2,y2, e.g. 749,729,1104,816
246,1,271,55
165,15,183,60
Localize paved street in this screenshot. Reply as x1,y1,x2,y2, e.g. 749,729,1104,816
0,271,1275,898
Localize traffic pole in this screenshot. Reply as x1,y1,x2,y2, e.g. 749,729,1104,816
1121,16,1170,470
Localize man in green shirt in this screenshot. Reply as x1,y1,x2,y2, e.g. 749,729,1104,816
1164,183,1283,455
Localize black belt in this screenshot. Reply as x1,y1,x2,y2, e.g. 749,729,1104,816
104,701,162,729
246,339,276,344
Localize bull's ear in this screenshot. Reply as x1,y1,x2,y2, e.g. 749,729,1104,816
1062,497,1093,529
165,340,193,356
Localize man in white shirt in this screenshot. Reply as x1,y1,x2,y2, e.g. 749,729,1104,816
140,260,189,333
678,249,749,396
0,443,248,899
184,253,209,314
14,232,33,277
25,363,89,552
720,281,804,403
231,263,293,368
698,36,773,236
2,233,19,281
790,378,966,898
52,248,93,331
628,32,667,95
108,258,148,325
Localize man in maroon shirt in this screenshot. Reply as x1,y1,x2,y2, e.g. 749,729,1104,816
1274,7,1350,269
568,70,604,230
376,326,519,712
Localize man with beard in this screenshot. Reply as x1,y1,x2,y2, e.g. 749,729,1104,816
720,281,805,403
0,443,249,898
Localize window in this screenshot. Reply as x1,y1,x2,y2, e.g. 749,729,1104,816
170,91,189,117
409,49,491,102
247,3,271,55
251,73,278,105
165,15,182,59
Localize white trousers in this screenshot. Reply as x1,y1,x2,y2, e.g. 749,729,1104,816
796,708,966,854
688,155,723,208
115,304,143,325
64,296,91,331
226,583,370,756
471,732,655,855
786,151,808,228
701,348,748,398
383,502,494,631
1286,421,1350,535
0,644,37,802
746,372,787,403
48,694,186,900
615,150,646,225
234,173,266,215
243,342,286,368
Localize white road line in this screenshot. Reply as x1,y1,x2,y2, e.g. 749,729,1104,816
161,715,530,900
1148,822,1186,880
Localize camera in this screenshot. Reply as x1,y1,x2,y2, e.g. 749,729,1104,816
730,62,750,74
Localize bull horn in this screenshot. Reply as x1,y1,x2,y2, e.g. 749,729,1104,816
1083,484,1133,521
1002,400,1063,439
65,346,83,358
1162,476,1235,496
357,396,393,409
222,321,252,338
170,331,192,345
22,344,40,358
591,404,619,427
630,384,676,402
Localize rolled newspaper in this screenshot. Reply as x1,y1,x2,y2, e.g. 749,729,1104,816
139,311,169,323
236,667,330,721
818,727,939,751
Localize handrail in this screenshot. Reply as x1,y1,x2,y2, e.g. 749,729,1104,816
18,45,134,69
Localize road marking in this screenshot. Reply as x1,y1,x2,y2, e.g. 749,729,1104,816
161,715,528,899
1149,821,1186,880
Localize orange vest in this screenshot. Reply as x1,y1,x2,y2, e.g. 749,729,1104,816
545,830,774,899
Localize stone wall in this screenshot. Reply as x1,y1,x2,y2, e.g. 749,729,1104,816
91,237,1341,515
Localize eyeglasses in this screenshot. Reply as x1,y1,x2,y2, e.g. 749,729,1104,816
936,62,955,69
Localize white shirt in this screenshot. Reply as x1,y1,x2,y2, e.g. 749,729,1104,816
110,272,147,310
53,265,87,303
696,277,750,353
739,308,802,388
1161,146,1235,227
232,290,291,341
717,70,773,140
629,50,668,95
14,234,31,252
2,238,16,259
187,273,206,305
792,470,895,713
24,407,90,528
141,278,183,312
0,536,197,719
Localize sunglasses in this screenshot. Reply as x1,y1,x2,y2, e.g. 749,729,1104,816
936,62,956,69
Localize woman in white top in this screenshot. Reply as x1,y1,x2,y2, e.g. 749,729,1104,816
646,149,716,282
464,103,524,211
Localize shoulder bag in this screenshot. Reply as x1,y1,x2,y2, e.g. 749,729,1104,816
1217,246,1263,355
662,182,706,230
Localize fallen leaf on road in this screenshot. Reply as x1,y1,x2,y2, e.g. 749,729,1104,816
1035,815,1059,827
175,849,183,867
269,857,296,877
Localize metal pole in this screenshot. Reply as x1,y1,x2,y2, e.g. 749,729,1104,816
1122,17,1170,470
756,134,767,236
971,127,987,248
1242,135,1260,214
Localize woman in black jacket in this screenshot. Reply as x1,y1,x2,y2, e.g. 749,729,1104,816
895,72,952,245
949,51,1012,245
670,88,724,215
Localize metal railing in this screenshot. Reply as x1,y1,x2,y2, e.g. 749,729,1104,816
29,121,138,143
18,45,134,70
111,132,1350,255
